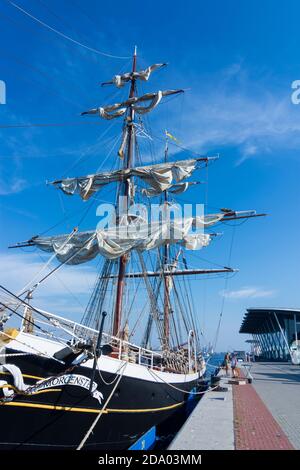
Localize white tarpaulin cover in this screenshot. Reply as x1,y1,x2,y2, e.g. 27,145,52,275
52,159,198,200
31,217,212,264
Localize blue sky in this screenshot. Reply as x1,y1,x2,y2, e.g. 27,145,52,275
0,0,300,351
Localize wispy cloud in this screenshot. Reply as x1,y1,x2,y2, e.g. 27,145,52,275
156,63,300,164
0,125,42,195
1,61,299,192
0,203,37,219
0,253,96,316
0,177,28,195
220,286,276,300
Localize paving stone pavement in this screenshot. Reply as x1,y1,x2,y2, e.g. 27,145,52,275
233,377,293,450
170,363,298,450
249,362,300,449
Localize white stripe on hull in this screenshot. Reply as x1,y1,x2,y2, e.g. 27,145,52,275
5,332,205,384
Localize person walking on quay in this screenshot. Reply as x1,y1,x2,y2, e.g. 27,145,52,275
223,352,230,376
231,353,238,378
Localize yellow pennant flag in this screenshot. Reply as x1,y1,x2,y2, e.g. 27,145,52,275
165,130,181,144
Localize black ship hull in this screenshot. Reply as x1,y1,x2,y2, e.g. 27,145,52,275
0,348,200,450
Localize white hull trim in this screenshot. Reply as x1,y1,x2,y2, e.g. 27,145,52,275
5,332,205,384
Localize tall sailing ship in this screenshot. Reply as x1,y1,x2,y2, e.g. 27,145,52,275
0,48,264,449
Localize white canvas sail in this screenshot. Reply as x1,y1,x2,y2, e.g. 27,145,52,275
81,89,183,119
103,63,167,88
30,217,211,264
52,159,199,200
142,181,200,197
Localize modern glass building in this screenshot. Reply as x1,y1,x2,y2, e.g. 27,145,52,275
240,308,300,361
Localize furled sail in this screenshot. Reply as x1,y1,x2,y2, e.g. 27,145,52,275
193,209,259,227
141,181,200,197
51,158,200,200
10,210,261,261
32,231,99,265
29,217,211,264
102,63,167,88
81,89,183,119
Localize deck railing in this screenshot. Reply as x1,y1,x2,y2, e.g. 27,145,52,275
33,308,163,370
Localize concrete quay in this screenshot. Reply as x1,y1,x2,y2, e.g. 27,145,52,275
169,373,234,450
169,362,298,450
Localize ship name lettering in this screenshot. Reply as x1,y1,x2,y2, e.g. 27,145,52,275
30,374,103,404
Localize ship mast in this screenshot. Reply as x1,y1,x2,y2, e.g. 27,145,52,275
113,46,137,337
8,52,267,348
163,136,170,348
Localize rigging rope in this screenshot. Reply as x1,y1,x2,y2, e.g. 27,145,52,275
0,329,65,361
17,228,78,298
137,252,165,347
0,121,105,129
9,1,131,59
0,301,46,336
0,230,86,324
76,361,127,450
213,226,236,351
0,283,84,349
81,260,114,329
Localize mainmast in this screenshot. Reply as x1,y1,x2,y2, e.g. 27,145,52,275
113,46,137,337
163,136,170,348
8,52,267,349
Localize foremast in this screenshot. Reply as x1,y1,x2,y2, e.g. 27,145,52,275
6,49,267,355
113,46,137,337
163,136,170,348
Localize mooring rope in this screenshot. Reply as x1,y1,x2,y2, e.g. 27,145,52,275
76,361,127,450
148,368,219,395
